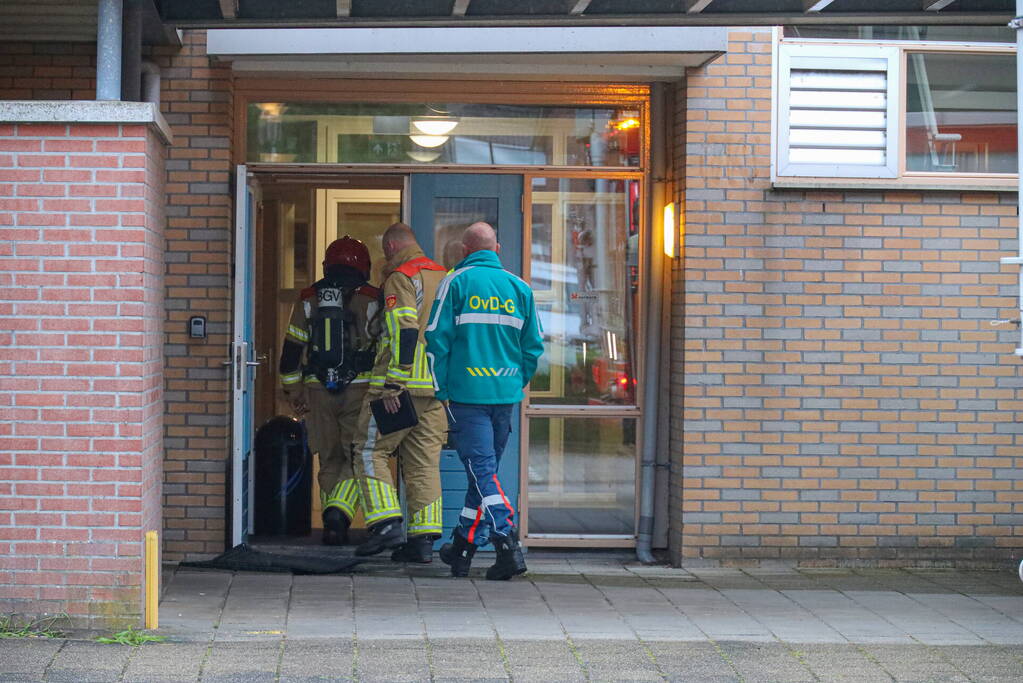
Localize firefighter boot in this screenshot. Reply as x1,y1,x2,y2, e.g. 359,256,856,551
486,531,527,581
321,507,350,546
439,534,477,578
390,534,436,564
355,518,405,556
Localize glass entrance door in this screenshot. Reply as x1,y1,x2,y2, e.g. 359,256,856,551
409,173,524,544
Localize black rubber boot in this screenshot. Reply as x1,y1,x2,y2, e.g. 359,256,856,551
321,507,350,546
355,518,404,556
486,531,527,581
390,534,436,564
439,534,476,578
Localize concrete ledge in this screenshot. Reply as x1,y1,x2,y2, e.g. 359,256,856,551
0,100,173,145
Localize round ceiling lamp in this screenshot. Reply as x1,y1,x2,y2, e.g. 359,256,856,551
411,117,459,136
407,149,442,163
409,134,449,148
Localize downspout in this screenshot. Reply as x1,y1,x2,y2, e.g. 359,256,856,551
1004,4,1023,351
141,61,161,105
96,0,123,101
637,82,668,564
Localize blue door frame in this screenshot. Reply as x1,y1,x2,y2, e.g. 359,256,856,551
409,173,524,545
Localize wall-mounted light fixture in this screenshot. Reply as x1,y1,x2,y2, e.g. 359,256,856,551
663,202,677,258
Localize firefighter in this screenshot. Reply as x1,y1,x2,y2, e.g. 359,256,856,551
279,236,381,545
351,222,448,562
425,222,544,580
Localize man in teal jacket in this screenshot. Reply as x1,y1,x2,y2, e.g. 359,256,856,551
425,222,544,580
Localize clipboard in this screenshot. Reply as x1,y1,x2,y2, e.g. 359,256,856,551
370,390,419,435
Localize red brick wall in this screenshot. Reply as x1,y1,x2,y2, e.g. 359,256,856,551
676,29,1023,567
1,35,235,562
0,121,166,626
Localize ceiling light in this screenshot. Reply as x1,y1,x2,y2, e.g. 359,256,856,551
256,102,286,117
409,134,449,148
407,149,442,162
411,117,459,136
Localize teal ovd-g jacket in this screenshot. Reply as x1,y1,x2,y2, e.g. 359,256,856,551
424,249,544,404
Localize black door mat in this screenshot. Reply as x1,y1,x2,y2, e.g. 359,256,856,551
179,543,364,575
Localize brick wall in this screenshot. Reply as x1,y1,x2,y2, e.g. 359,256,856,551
0,119,166,626
1,35,235,562
150,32,234,562
675,28,1023,567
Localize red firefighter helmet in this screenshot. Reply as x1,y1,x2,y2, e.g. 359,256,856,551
323,235,370,279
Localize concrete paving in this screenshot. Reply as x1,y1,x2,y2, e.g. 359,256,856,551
3,553,1023,681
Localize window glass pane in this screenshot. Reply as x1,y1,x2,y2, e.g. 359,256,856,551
529,177,640,406
785,25,1014,44
528,416,636,536
906,52,1017,174
433,197,499,270
247,103,641,167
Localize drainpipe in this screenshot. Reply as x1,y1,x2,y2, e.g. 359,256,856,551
1004,4,1023,350
121,0,141,102
96,0,123,101
141,61,161,105
637,82,667,565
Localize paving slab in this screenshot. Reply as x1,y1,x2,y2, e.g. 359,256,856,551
790,643,894,682
645,640,740,682
860,644,971,682
121,642,209,683
931,645,1023,683
44,641,134,683
573,639,664,681
500,639,586,682
200,641,281,682
277,639,354,681
354,640,430,682
716,641,815,683
0,639,63,682
427,638,506,679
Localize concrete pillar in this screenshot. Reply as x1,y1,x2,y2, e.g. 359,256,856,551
96,0,123,101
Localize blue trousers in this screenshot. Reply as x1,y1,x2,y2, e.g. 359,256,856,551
449,402,515,547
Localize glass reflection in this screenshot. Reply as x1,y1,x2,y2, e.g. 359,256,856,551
528,416,636,536
247,103,641,167
529,177,640,406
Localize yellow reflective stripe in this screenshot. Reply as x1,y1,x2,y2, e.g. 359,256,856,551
393,306,416,317
408,498,443,534
287,324,309,342
324,319,331,350
466,367,478,376
304,376,321,384
281,372,302,385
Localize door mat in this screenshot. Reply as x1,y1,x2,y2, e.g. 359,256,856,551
179,543,364,575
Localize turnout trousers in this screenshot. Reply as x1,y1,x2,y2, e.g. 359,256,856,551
305,382,366,522
449,402,516,548
351,394,445,536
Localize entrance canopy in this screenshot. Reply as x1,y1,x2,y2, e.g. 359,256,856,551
161,1,1013,28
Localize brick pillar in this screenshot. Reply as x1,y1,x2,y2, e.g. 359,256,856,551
0,103,169,628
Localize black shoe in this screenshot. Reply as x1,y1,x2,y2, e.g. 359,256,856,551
439,534,477,577
390,534,436,564
321,507,350,546
355,519,405,556
486,531,526,581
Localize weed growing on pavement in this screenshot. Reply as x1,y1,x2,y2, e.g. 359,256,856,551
0,614,69,639
95,626,166,646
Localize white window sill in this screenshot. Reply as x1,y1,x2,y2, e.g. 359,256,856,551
773,177,1018,193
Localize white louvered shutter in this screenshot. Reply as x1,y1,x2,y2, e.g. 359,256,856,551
776,44,900,178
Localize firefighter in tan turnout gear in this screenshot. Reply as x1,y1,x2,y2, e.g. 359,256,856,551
279,236,381,545
352,222,448,562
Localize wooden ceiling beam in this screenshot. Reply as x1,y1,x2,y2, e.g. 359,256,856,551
336,0,351,18
218,0,237,20
452,0,471,17
570,0,592,15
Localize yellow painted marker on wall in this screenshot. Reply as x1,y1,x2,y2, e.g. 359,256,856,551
145,530,159,630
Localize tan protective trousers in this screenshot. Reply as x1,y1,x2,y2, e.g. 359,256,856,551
305,382,367,521
351,395,445,536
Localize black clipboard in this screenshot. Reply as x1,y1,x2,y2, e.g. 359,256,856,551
370,390,419,435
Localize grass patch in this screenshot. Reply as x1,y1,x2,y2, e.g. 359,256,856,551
95,626,166,646
0,614,69,639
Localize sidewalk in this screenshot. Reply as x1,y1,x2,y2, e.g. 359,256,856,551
3,552,1023,681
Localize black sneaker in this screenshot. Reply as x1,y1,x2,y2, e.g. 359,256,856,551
355,519,405,556
390,534,436,564
322,507,350,546
440,533,477,578
486,532,526,581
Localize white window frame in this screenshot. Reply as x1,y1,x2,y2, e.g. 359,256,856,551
775,43,901,179
772,34,1018,190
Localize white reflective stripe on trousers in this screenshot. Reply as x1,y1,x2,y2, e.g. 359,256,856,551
454,312,524,329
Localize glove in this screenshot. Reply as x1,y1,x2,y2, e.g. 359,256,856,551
379,382,405,415
284,389,308,417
